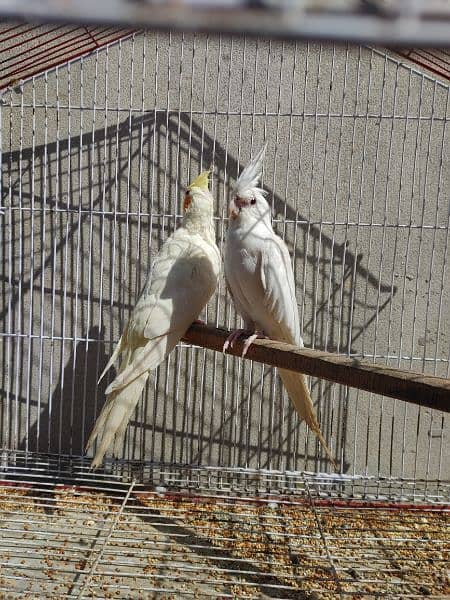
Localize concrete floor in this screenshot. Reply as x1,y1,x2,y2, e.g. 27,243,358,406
1,32,449,483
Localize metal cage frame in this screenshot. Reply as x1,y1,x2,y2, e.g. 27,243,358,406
0,30,449,598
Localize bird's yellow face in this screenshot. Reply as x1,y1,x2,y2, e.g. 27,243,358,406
183,168,212,214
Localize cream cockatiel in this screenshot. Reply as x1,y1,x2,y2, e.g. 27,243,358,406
87,170,221,468
224,145,337,469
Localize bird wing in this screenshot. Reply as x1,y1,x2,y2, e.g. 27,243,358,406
259,233,301,345
107,229,219,394
224,262,254,330
225,229,301,345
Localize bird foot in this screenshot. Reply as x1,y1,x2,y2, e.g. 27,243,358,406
223,329,250,353
242,332,266,357
223,329,267,357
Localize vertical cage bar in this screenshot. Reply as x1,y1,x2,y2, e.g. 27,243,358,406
35,70,48,454
361,53,389,474
13,83,25,451
398,74,425,478
70,56,84,455
411,80,437,483
24,75,37,455
82,48,100,455
373,61,400,475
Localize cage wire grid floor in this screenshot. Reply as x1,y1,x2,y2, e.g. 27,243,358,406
0,454,448,599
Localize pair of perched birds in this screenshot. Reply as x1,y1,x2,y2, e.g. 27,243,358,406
86,145,336,469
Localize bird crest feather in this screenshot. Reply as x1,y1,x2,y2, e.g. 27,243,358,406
187,166,212,191
234,143,267,200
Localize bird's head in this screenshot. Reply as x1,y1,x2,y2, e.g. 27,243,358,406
183,167,214,218
229,144,270,223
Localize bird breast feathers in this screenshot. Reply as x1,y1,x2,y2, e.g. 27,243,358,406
127,230,220,343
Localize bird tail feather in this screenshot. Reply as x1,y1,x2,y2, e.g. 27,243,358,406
86,371,149,469
279,368,337,470
87,331,182,469
97,334,124,384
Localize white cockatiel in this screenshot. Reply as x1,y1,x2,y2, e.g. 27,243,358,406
224,145,337,469
86,170,221,468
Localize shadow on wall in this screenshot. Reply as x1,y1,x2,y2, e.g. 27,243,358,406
1,110,394,347
1,109,395,472
18,326,110,456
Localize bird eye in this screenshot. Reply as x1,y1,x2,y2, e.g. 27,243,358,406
250,198,256,205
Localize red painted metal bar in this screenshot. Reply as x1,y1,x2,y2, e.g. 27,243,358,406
0,23,37,43
0,25,77,65
0,24,137,89
1,21,449,92
397,48,450,81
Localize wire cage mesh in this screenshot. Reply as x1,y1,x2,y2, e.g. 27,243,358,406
1,31,449,598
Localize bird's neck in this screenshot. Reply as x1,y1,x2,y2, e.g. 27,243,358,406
230,210,273,234
183,211,216,243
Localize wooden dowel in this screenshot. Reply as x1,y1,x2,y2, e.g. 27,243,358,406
182,323,450,413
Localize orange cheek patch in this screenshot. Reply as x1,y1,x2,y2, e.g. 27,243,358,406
183,195,192,211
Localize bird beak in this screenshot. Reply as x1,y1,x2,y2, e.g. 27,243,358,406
229,196,245,219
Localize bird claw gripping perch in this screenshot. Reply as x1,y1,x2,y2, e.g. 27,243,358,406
222,329,267,356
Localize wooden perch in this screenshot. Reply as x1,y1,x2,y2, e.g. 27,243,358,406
182,323,450,414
